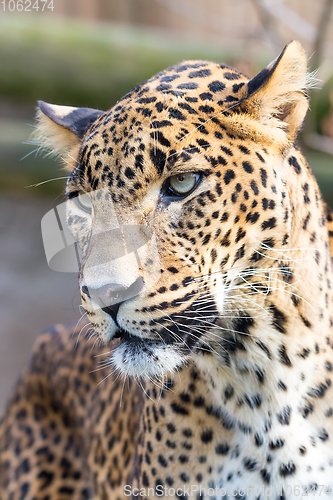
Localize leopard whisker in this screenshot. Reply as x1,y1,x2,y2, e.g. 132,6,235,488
172,314,253,339
90,335,101,352
149,311,191,346
173,325,225,357
119,376,127,407
170,99,244,150
73,318,90,349
97,367,121,386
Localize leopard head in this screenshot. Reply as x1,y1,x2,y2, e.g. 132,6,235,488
35,41,311,378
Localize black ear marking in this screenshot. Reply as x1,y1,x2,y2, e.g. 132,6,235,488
236,41,309,142
247,44,288,97
38,101,104,139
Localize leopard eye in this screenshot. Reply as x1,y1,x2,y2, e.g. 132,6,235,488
76,192,92,213
166,172,201,197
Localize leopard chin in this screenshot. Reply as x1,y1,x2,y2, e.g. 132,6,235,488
110,333,188,378
89,309,190,378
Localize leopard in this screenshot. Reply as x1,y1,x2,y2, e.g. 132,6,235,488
1,40,333,500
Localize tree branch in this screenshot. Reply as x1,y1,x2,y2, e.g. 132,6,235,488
250,0,282,48
311,0,333,72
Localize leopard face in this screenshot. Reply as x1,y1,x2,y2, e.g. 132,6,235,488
36,41,310,379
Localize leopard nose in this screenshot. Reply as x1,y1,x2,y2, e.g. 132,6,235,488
81,277,144,322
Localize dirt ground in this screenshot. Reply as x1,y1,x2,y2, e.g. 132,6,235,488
0,193,80,413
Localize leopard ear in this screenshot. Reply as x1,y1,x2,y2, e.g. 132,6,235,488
32,101,103,171
243,41,311,142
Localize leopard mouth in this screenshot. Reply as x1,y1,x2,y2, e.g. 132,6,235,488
112,327,172,347
98,308,208,377
113,327,130,340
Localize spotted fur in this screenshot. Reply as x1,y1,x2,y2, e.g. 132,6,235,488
1,41,333,500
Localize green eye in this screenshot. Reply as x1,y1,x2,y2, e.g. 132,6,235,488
167,172,201,196
76,192,92,213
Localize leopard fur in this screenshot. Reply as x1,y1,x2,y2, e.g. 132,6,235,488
1,41,333,500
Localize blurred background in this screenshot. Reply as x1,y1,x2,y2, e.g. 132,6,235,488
1,0,333,412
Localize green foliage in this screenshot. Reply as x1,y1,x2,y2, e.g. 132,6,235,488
311,76,333,135
0,16,227,110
